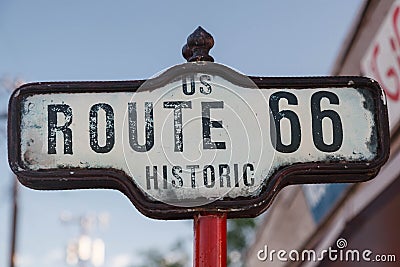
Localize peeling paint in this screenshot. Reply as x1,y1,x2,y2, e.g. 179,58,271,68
17,76,381,207
11,69,388,214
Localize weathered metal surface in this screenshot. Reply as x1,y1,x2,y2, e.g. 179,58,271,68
8,69,390,219
194,213,227,267
182,26,214,62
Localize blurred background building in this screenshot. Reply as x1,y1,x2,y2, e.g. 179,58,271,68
245,1,400,266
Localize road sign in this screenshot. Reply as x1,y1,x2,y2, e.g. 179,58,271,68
8,62,389,219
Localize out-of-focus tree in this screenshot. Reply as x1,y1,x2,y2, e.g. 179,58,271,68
227,218,256,267
134,218,256,267
134,240,189,267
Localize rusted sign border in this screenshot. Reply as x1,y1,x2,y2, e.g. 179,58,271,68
8,76,390,219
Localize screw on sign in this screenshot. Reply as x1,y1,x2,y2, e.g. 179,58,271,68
8,27,390,267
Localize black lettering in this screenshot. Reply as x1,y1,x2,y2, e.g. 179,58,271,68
163,101,192,152
203,165,215,188
146,166,158,190
200,75,212,95
269,92,301,153
219,164,231,187
201,101,226,149
234,164,240,187
128,102,154,152
187,165,199,188
243,163,255,186
311,91,343,152
172,166,183,188
182,75,195,95
48,104,73,154
89,103,115,153
162,165,168,189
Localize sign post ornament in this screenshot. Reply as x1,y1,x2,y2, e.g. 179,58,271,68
8,27,390,266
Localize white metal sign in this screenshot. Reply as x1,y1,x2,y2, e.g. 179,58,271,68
9,63,389,219
362,0,400,131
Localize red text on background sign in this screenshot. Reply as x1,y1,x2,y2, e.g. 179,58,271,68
371,5,400,101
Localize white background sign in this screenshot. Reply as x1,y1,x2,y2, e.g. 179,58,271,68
362,0,400,131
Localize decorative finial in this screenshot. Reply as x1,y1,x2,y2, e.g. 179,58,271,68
182,26,214,62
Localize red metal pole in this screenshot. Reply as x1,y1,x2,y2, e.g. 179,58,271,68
9,177,18,267
194,213,227,267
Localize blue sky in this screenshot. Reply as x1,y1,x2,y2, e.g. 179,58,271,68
0,1,363,266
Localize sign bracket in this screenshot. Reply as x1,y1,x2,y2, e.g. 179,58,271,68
183,26,228,267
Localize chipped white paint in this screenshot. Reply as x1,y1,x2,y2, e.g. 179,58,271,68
19,74,378,207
